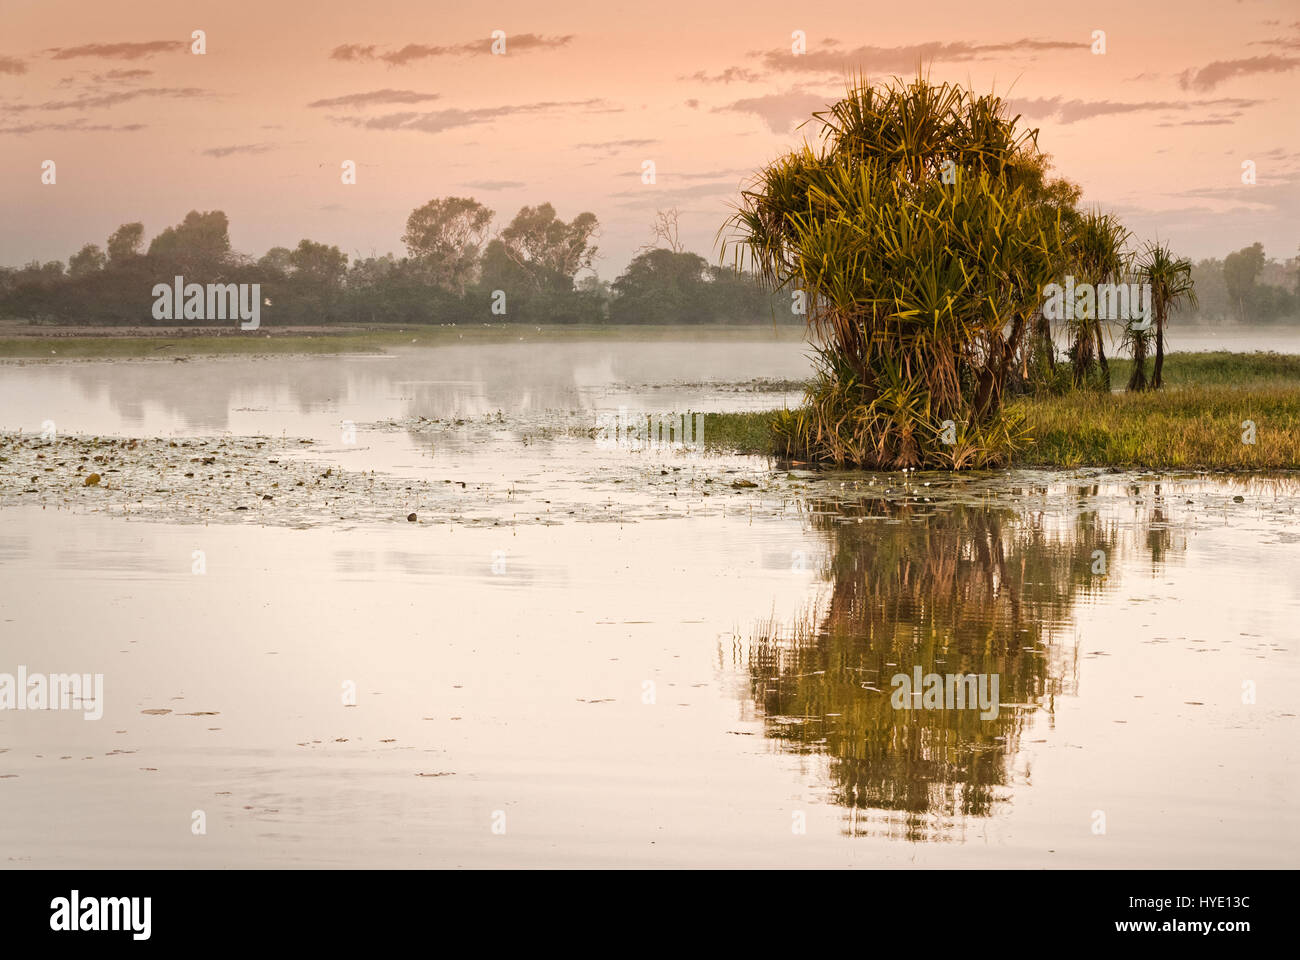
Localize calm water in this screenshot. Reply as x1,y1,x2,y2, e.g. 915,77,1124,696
1057,323,1300,356
1,337,1297,867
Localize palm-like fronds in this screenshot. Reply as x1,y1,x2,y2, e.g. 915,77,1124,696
1134,241,1197,390
722,74,1068,468
1062,209,1131,391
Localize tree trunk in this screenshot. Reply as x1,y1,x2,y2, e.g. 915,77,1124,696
1035,309,1055,371
1152,302,1166,390
1127,333,1148,392
1071,332,1095,388
977,313,1027,416
1096,320,1111,391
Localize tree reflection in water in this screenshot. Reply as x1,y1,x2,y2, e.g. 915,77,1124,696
739,484,1178,841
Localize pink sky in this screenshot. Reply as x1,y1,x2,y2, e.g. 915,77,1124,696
3,0,1298,277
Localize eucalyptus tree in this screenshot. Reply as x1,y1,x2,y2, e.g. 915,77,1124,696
401,196,494,295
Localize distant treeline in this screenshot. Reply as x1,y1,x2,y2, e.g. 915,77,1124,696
1184,242,1300,324
0,199,793,326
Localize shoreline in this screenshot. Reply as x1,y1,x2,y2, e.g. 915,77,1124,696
1,319,1291,362
708,352,1300,471
700,395,1300,471
2,426,1292,532
0,322,809,360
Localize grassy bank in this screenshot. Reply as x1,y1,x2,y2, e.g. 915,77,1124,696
1014,386,1300,469
1103,351,1300,388
704,352,1300,470
0,322,806,360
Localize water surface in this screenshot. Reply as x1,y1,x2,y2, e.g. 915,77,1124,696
1,337,1296,867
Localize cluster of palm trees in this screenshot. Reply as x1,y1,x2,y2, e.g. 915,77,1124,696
1128,242,1198,392
1057,212,1198,394
725,74,1197,469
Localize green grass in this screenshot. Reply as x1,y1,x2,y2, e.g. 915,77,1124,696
1014,387,1300,469
703,351,1300,471
1,332,391,359
0,322,806,360
1105,351,1300,388
699,412,781,456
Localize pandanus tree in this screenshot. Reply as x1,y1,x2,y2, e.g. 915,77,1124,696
1122,302,1153,392
1064,211,1131,391
1135,241,1197,390
724,76,1072,469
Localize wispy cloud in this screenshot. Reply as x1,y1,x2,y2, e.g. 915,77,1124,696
201,143,275,158
0,55,26,75
754,37,1084,76
330,44,379,62
307,89,440,109
1165,171,1300,210
714,90,833,133
1249,21,1300,52
1155,117,1238,127
330,34,573,66
612,179,740,208
1251,37,1300,51
1010,95,1263,124
577,138,659,149
1178,55,1300,91
2,87,209,112
333,99,605,134
679,68,764,84
46,40,187,61
677,168,749,180
97,68,153,82
462,179,525,190
0,118,148,135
